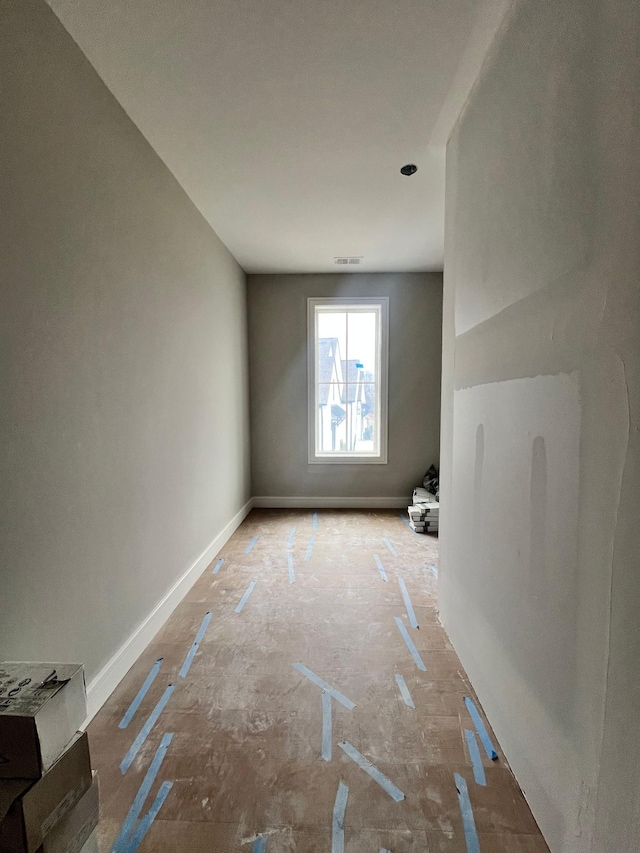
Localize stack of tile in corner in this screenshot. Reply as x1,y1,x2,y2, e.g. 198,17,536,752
0,663,99,853
408,486,439,534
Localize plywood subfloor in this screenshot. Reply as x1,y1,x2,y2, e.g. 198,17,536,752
90,509,549,853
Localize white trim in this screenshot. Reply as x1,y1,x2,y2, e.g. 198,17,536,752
83,497,254,725
307,297,389,465
252,496,407,508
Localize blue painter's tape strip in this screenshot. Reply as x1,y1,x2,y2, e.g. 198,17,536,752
245,535,259,554
464,729,486,786
292,663,356,710
339,741,404,802
394,617,427,672
179,611,212,678
288,526,296,547
252,835,267,853
397,509,419,535
332,781,349,853
454,773,481,853
288,552,295,585
124,780,173,853
394,673,415,709
322,690,332,761
304,535,315,561
312,511,318,531
120,687,175,774
235,580,257,613
110,732,173,853
212,558,224,574
428,563,438,579
398,578,419,629
373,555,388,582
383,538,398,557
464,697,498,760
119,659,162,729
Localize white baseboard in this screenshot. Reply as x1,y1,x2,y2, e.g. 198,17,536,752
83,497,254,725
252,496,408,509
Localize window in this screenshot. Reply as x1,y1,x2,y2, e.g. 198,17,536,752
307,297,388,464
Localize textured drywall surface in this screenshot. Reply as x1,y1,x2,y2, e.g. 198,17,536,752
0,1,250,683
440,0,640,851
248,273,442,499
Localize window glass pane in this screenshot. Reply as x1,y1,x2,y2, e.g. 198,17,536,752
317,312,346,386
354,383,377,452
316,383,346,453
347,312,377,379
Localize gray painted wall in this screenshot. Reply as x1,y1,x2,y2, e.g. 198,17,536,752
440,1,640,851
0,1,251,683
248,273,442,499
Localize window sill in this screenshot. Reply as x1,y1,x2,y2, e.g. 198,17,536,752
308,454,388,465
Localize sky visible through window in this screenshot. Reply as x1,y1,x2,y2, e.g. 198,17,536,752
317,311,376,374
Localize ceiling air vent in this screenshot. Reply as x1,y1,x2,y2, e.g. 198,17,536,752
334,257,363,265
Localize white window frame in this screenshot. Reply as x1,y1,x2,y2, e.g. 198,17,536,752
307,297,389,465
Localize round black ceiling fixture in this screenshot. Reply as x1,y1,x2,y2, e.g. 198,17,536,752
400,164,418,176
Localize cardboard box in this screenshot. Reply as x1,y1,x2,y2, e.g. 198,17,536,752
0,732,92,853
77,829,98,853
75,828,98,853
38,773,99,853
39,828,98,853
0,664,87,779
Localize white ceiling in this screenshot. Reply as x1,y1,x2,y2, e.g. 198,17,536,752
47,0,512,274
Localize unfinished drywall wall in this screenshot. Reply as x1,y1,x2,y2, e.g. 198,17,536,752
248,273,442,500
0,1,250,687
440,0,640,850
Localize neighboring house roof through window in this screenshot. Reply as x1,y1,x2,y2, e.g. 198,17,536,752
317,337,344,405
